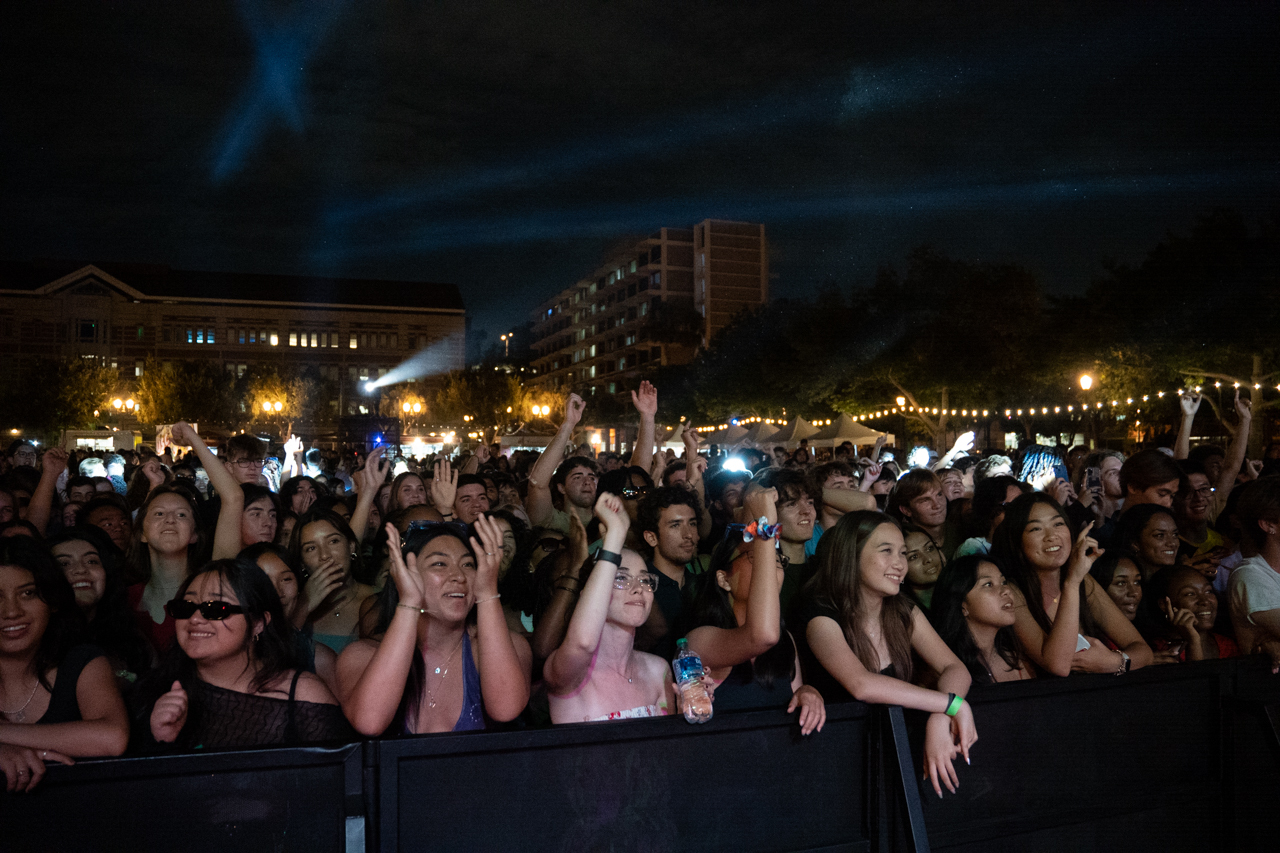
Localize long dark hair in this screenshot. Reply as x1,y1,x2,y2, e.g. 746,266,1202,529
373,522,476,734
47,526,151,677
135,558,298,745
929,555,1026,685
289,509,367,584
0,537,85,691
803,510,916,681
989,493,1100,637
388,471,427,514
490,509,537,617
125,485,205,585
685,529,795,688
1113,504,1178,573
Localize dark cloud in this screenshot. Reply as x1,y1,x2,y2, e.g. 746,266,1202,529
1,1,1276,343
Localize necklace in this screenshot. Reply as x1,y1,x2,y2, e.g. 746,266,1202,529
424,634,466,709
2,678,41,723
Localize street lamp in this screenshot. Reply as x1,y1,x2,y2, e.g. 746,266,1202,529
112,398,123,410
1079,374,1093,391
500,333,511,358
412,402,421,413
125,399,135,411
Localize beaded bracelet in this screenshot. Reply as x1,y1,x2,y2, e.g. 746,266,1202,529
397,603,426,615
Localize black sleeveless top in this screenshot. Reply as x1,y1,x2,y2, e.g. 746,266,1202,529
712,631,797,713
36,644,104,724
794,597,897,704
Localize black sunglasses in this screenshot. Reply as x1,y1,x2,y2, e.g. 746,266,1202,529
620,484,651,499
165,599,246,621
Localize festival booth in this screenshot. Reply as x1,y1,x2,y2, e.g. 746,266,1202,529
731,420,779,447
768,415,819,449
701,423,749,447
498,427,558,452
806,413,893,450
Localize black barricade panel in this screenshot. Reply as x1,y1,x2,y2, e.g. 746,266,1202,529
0,744,360,853
1229,658,1280,853
910,663,1227,853
377,704,872,853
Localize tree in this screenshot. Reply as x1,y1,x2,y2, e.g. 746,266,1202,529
0,357,116,434
431,368,527,438
135,359,238,428
240,366,318,432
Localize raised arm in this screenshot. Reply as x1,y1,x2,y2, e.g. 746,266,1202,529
469,514,533,721
526,393,585,528
279,434,303,487
685,487,782,668
543,494,628,693
28,448,68,535
171,421,242,560
531,510,590,661
1009,522,1098,677
683,429,713,538
821,487,876,514
932,431,975,472
1174,393,1201,460
348,446,387,544
628,381,658,472
335,523,428,736
1214,392,1252,509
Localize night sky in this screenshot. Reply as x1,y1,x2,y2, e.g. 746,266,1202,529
2,2,1276,357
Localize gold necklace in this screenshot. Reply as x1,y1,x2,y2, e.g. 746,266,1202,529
424,635,466,709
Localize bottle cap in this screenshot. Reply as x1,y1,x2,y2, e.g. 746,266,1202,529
676,638,688,650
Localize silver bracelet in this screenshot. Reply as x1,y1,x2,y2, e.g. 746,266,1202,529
475,594,501,604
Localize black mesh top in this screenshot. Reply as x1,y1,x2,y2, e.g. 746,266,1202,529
183,677,353,749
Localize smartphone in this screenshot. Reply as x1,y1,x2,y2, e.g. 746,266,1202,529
1085,466,1102,495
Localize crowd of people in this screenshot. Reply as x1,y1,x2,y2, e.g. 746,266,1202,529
2,381,1279,798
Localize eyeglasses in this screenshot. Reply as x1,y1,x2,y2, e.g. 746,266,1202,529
1191,487,1215,498
232,458,265,468
620,484,651,499
614,572,658,592
165,599,246,621
535,537,566,552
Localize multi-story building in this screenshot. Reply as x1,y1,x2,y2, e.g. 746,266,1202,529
528,220,767,396
0,261,465,418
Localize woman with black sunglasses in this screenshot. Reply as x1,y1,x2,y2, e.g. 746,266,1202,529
132,558,350,751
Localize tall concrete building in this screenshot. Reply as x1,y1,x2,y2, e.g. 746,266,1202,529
0,261,465,418
528,220,767,396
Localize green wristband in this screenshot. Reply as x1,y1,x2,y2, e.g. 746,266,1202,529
945,693,964,717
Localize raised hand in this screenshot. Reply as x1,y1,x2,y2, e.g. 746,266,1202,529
872,434,888,462
431,458,458,515
40,447,68,478
1235,390,1253,423
284,434,304,458
150,680,189,743
384,523,426,609
687,455,708,488
301,561,346,620
1066,521,1103,584
1179,392,1202,418
358,446,388,495
743,485,779,526
1163,597,1200,644
142,457,167,489
475,443,491,465
682,427,701,452
594,492,629,542
563,393,586,429
1244,459,1263,481
858,458,882,491
170,421,197,447
1048,477,1076,506
951,431,976,455
631,381,658,417
469,514,504,597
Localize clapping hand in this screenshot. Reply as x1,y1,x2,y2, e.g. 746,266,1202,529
384,522,425,610
470,514,504,599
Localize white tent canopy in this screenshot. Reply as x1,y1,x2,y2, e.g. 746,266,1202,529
702,423,750,446
806,413,889,448
768,416,819,449
731,421,779,447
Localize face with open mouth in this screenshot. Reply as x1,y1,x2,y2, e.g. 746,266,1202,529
0,565,50,655
963,561,1017,629
52,538,107,613
858,523,909,599
414,534,477,622
1021,502,1072,572
140,492,198,557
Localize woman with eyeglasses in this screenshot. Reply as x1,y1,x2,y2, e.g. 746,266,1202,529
337,516,532,735
133,557,349,751
545,494,674,724
681,487,825,734
0,537,128,793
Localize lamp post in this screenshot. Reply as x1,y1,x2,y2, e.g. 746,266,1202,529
1078,375,1095,449
500,333,511,358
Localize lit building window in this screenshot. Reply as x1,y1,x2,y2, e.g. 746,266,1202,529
187,328,194,343
311,333,318,347
350,334,358,349
289,333,298,346
270,332,279,346
207,328,215,344
196,329,204,344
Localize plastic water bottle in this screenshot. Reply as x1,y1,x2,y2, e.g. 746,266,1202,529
672,638,713,724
